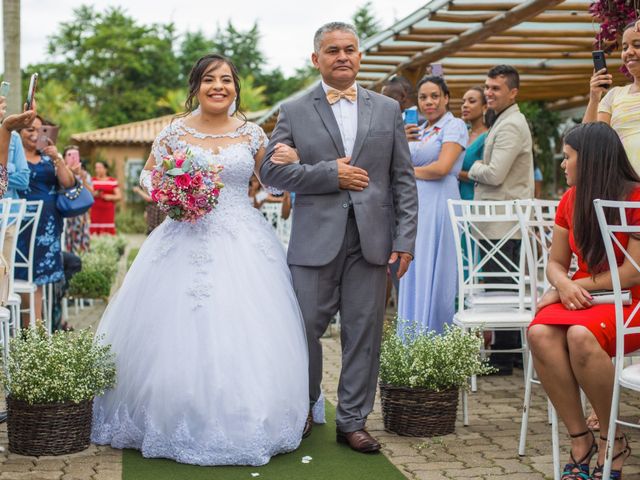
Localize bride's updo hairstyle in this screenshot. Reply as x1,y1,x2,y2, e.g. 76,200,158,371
181,53,243,119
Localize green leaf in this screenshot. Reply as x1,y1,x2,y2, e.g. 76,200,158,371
181,157,192,172
166,168,184,176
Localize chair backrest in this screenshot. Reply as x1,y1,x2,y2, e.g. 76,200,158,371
0,200,11,255
515,199,559,304
4,199,27,292
594,198,640,363
448,199,528,312
14,200,43,283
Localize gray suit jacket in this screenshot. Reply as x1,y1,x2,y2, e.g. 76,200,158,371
468,102,534,239
260,83,418,267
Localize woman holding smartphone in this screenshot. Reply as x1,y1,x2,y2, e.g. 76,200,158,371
17,115,75,325
397,75,468,336
63,146,93,254
583,20,640,173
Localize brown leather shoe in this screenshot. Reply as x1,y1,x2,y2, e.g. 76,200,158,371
336,428,381,453
302,412,313,439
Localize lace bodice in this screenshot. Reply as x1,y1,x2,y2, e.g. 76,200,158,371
151,118,267,208
148,118,277,263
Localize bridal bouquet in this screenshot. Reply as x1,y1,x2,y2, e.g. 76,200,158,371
151,150,224,223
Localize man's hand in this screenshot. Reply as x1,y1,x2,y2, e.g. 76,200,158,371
337,156,369,191
388,251,413,279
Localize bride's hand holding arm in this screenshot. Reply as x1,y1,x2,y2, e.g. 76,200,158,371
270,143,300,165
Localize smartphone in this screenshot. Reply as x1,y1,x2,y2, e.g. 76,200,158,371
592,51,609,89
431,63,444,78
0,82,9,98
65,150,80,169
25,73,38,110
35,125,59,151
404,108,418,125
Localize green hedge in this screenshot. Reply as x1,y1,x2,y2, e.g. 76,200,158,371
68,235,127,299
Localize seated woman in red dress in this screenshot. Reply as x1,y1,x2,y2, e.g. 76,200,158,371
529,122,640,480
90,161,121,235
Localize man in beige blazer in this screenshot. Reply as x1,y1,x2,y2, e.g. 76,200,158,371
467,65,534,375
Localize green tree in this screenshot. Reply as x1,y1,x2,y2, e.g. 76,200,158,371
35,79,95,147
178,31,215,83
212,21,265,78
46,5,180,127
156,88,188,114
352,2,381,41
239,75,267,112
520,101,562,195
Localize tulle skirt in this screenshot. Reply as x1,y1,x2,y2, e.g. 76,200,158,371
91,206,309,466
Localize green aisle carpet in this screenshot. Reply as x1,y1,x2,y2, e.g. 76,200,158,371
122,402,406,480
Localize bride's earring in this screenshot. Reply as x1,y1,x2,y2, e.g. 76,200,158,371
228,97,237,117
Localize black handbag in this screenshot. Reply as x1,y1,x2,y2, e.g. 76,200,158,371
57,180,94,218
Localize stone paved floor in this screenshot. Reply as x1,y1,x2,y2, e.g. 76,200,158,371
2,234,640,479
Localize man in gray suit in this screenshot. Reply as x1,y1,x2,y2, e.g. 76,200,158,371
260,22,417,453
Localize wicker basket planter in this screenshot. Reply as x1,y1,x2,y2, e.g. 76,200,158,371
379,383,459,437
7,396,93,456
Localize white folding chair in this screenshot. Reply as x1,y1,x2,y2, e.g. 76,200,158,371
0,200,14,367
13,200,43,329
595,199,640,479
3,199,27,335
448,199,534,426
515,199,561,480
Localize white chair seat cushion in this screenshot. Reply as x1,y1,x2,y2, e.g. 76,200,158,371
620,363,640,391
13,279,37,293
0,306,11,320
466,293,532,307
6,292,21,306
454,308,533,329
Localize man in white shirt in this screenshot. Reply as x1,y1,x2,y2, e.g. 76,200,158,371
260,22,417,453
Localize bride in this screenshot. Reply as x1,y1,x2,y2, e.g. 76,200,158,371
91,54,309,466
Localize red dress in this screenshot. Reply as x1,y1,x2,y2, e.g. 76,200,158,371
90,176,118,235
531,186,640,356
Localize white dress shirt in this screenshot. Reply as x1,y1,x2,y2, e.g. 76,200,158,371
321,81,358,157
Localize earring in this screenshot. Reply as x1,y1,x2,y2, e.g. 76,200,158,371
228,97,237,116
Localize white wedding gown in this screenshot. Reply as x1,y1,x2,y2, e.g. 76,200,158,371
91,119,311,466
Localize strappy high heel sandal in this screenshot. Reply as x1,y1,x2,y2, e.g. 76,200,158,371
592,434,631,480
561,430,598,480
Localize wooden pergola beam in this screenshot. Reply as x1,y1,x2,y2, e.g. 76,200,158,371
372,0,567,89
447,1,587,12
431,11,594,23
450,51,593,59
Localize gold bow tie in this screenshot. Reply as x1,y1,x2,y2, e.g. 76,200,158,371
326,87,357,105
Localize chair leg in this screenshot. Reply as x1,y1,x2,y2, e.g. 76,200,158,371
518,351,534,456
462,388,469,426
471,374,477,392
28,291,35,328
551,404,561,480
602,376,622,479
579,389,588,417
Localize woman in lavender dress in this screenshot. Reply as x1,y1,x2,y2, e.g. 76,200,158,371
398,76,468,335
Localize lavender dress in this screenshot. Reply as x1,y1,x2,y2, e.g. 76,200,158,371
398,111,468,335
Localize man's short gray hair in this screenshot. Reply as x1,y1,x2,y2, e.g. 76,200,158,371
313,22,359,53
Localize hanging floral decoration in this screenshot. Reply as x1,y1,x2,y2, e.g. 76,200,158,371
589,0,639,54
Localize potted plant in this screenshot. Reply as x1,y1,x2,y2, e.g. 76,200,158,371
379,323,492,437
0,324,116,456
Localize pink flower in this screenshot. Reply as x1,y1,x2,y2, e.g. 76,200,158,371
175,158,184,168
195,196,209,208
175,173,192,189
191,172,203,188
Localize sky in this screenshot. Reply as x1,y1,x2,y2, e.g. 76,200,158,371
3,0,427,75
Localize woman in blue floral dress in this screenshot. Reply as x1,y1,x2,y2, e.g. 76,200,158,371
17,116,75,324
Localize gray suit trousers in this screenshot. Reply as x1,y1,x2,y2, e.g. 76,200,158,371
290,215,387,432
